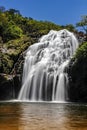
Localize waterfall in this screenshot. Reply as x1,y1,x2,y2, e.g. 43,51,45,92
18,29,79,101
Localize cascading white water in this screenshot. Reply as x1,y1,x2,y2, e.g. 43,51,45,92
18,29,79,101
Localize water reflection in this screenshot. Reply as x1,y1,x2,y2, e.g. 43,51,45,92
0,103,20,130
0,102,87,130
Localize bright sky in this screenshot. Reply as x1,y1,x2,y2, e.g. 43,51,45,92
0,0,87,25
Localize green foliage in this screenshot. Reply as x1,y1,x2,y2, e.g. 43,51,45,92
6,36,32,50
3,23,23,42
0,52,13,74
0,6,76,43
75,42,87,60
0,9,23,42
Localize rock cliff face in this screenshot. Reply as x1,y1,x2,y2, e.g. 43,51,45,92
0,52,24,100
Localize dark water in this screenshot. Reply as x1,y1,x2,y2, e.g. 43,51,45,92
0,102,87,130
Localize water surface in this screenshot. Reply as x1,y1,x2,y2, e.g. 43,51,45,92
0,102,87,130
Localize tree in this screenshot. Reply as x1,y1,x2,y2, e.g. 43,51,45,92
65,24,75,32
0,6,5,13
8,9,21,15
76,15,87,35
0,13,8,41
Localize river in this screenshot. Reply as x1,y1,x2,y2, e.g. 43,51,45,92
0,102,87,130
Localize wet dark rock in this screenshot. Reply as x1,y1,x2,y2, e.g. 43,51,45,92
68,58,87,102
0,74,21,100
0,74,14,100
